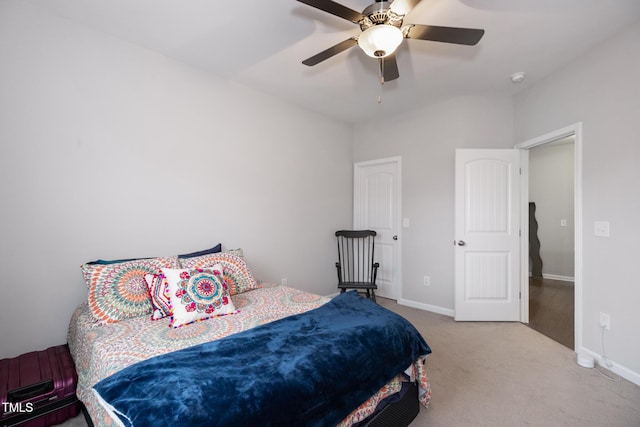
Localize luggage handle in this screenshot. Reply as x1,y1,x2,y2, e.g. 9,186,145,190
8,380,54,402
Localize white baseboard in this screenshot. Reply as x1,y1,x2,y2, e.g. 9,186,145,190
396,298,455,317
542,273,574,282
328,293,455,318
578,346,640,386
529,273,575,282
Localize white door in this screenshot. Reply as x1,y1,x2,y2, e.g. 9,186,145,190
354,157,400,300
454,149,521,321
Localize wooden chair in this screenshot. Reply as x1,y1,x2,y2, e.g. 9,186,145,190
335,230,379,302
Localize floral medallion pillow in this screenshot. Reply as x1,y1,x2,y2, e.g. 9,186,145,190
163,266,237,328
179,252,257,296
144,273,171,320
81,256,179,323
225,248,244,259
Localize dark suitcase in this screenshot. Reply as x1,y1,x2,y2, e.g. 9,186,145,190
0,345,80,427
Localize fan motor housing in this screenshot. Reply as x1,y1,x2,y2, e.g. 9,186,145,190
360,1,403,31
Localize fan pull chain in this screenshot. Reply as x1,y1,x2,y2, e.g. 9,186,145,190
378,58,384,104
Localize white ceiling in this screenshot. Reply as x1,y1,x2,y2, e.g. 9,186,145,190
27,0,640,123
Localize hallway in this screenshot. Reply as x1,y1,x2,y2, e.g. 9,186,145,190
527,277,574,349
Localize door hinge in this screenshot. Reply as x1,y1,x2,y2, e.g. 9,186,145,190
519,167,522,175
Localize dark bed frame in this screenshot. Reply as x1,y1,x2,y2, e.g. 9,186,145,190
361,381,420,427
81,381,419,427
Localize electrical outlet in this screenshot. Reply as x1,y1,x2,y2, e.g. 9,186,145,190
599,312,610,330
281,277,288,286
423,276,430,287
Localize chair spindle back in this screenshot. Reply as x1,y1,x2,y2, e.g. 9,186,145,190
335,230,377,284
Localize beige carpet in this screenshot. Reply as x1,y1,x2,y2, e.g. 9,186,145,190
60,298,640,427
378,298,640,427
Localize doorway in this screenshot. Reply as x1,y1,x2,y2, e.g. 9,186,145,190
516,123,583,351
527,137,575,348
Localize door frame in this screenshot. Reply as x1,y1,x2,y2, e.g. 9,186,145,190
353,156,402,300
515,122,583,351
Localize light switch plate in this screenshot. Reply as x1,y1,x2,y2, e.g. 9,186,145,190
594,221,610,237
402,218,410,228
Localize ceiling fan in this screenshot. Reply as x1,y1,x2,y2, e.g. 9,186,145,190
298,0,484,83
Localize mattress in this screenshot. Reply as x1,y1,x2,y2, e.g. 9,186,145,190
68,283,430,426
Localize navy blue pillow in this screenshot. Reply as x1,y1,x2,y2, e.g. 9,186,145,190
85,243,222,265
178,243,222,259
86,257,150,265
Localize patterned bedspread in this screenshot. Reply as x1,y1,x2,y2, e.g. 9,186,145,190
68,284,430,426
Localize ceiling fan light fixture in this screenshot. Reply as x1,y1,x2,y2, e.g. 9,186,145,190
358,24,403,58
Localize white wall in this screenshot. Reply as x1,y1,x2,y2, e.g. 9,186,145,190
514,22,640,379
529,141,575,278
353,95,514,311
0,1,352,359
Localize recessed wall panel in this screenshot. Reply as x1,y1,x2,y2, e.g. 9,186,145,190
366,173,393,230
465,252,510,300
376,243,393,284
465,160,511,234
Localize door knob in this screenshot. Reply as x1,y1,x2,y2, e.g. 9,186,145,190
393,235,398,240
457,240,466,246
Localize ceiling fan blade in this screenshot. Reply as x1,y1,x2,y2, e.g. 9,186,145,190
302,38,358,66
405,24,485,46
382,54,400,82
297,0,365,24
390,0,422,16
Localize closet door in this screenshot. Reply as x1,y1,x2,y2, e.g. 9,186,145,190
354,157,401,300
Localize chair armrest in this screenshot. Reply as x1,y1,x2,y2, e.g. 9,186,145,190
372,262,379,284
335,262,342,283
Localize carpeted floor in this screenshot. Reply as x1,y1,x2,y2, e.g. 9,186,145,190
60,297,640,427
378,298,640,427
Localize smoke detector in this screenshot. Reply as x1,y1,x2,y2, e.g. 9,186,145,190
510,72,526,83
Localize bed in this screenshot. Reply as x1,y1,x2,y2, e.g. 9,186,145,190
68,248,432,426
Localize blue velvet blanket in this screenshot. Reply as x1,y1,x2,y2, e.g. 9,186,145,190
93,291,431,427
